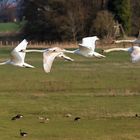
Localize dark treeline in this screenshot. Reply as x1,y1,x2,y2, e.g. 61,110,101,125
22,0,140,41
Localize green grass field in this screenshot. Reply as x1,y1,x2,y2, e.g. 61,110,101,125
0,47,140,140
0,22,24,32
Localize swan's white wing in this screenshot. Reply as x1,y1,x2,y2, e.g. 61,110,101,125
131,54,140,63
89,36,99,50
43,50,61,73
78,44,91,49
131,46,140,62
76,46,91,57
79,36,99,50
13,39,28,52
10,39,28,64
78,45,91,52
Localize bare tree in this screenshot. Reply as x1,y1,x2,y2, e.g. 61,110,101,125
92,10,115,40
64,0,87,41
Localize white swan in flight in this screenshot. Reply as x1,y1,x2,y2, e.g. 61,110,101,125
69,36,105,58
0,39,34,68
23,47,74,73
104,46,140,63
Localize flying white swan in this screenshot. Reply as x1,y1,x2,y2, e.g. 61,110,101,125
22,36,104,72
22,47,74,73
103,46,140,63
70,36,105,58
0,39,34,68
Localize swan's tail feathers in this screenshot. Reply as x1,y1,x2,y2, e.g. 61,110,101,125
23,63,35,68
59,53,74,61
92,52,106,58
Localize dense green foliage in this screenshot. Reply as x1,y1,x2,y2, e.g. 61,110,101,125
108,0,131,34
22,0,135,41
24,0,96,41
0,46,140,139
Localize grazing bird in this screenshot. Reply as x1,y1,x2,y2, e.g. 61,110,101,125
135,114,138,117
65,113,72,118
11,114,23,120
20,129,28,137
103,46,140,63
38,116,50,123
74,117,81,121
0,39,34,68
68,36,106,58
22,47,74,73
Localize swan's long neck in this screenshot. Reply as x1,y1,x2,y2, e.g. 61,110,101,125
104,47,130,53
62,49,76,54
24,49,46,53
115,39,137,43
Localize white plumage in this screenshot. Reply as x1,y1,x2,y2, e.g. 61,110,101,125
104,46,140,63
23,47,74,73
0,39,34,68
73,36,106,58
22,36,105,73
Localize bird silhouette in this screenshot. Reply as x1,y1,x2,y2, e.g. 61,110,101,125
11,114,23,120
74,117,81,121
0,39,34,68
20,129,28,137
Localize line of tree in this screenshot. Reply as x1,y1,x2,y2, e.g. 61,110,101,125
22,0,140,41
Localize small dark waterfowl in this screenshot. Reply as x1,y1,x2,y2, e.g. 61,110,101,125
135,114,138,117
11,114,23,120
74,117,81,121
38,116,50,123
20,129,28,137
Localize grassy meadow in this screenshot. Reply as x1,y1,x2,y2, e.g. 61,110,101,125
0,45,140,140
0,22,24,32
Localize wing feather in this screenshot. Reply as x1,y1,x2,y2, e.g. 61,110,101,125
10,39,28,64
43,51,61,73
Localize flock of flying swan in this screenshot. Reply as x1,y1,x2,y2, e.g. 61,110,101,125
0,36,140,73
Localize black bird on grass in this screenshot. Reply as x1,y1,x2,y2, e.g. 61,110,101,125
11,114,23,120
74,117,81,121
20,129,28,137
38,116,50,123
135,114,139,117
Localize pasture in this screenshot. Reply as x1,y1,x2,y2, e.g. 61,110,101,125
0,46,140,140
0,22,23,32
